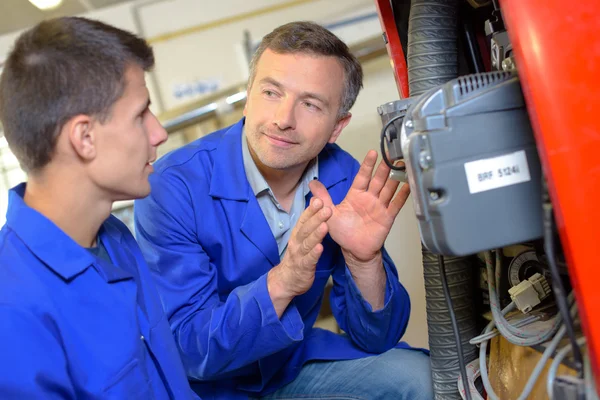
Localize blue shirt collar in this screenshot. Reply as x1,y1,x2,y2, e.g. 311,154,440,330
5,183,131,282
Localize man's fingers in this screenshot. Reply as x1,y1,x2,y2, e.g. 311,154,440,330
296,205,331,241
297,197,323,226
309,180,334,209
309,243,324,264
367,158,391,196
304,243,324,267
301,221,329,255
388,183,411,217
379,174,401,206
350,150,378,191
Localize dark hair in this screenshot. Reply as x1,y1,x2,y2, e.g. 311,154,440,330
0,17,154,173
248,21,363,118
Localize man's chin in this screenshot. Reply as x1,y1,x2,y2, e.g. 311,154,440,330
259,158,295,170
111,185,151,202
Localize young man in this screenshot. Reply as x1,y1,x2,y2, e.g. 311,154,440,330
135,21,433,399
0,17,197,399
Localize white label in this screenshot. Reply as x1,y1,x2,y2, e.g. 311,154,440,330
464,150,531,194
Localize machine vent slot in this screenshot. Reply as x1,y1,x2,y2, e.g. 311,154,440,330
457,71,512,98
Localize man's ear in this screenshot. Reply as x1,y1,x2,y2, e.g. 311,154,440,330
328,112,352,144
65,115,97,161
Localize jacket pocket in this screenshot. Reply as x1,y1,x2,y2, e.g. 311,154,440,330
103,358,152,399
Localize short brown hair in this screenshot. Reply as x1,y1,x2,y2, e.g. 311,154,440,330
248,21,363,117
0,17,154,173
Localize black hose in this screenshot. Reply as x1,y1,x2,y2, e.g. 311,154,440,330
423,253,478,400
407,1,478,399
407,0,459,96
542,183,583,376
439,255,472,400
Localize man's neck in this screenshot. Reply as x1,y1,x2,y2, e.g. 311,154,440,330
250,151,308,211
24,173,112,248
263,165,306,211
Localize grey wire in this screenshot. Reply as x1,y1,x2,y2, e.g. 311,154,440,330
478,294,578,400
489,250,560,341
458,359,485,400
584,352,600,400
479,318,567,400
479,320,498,400
547,337,587,399
543,195,583,375
470,313,541,345
484,250,562,346
521,324,566,399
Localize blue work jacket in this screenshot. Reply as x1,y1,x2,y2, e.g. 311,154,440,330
134,118,413,399
0,184,197,400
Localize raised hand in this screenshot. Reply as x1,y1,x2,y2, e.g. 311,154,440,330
309,150,410,265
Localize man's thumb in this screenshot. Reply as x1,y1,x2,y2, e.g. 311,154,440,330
309,180,333,207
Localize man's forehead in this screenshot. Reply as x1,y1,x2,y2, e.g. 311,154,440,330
124,65,147,85
122,67,149,98
255,50,344,98
257,48,343,71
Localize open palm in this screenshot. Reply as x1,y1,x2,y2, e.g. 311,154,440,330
309,150,410,262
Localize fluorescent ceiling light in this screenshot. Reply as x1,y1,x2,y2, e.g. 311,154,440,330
225,92,247,105
29,0,64,11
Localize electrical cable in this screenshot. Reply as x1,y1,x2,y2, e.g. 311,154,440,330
438,254,472,400
584,352,599,400
486,250,561,344
484,250,562,346
469,313,541,345
458,359,485,400
477,294,577,400
542,183,583,375
547,337,587,399
380,115,406,171
479,320,566,400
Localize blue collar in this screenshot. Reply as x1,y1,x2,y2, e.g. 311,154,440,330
209,118,346,201
5,183,132,282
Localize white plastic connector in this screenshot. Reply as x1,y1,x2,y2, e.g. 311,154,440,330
508,273,551,314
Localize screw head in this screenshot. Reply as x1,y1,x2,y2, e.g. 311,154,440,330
502,57,515,71
419,151,432,170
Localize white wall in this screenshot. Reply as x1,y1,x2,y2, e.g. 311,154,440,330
0,0,383,112
137,0,381,111
0,0,428,349
0,31,20,63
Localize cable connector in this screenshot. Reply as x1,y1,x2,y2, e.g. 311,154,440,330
508,273,551,314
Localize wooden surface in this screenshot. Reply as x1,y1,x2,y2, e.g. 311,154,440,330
488,335,577,399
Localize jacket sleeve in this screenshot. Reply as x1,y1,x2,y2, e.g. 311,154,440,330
134,171,304,380
329,249,411,353
0,305,76,399
327,155,411,353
